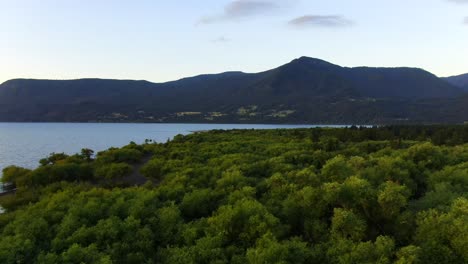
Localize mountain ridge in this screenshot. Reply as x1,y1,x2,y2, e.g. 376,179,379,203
0,57,466,124
444,73,468,91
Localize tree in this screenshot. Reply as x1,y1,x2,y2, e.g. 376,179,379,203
327,236,395,264
39,152,69,166
321,155,354,183
331,208,367,241
414,198,468,264
207,199,280,247
1,126,468,263
1,166,30,186
377,181,410,218
95,163,132,180
180,189,219,219
395,245,421,264
246,233,313,264
140,159,165,180
81,148,95,161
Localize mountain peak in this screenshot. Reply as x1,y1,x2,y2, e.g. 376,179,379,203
287,56,340,69
0,57,466,124
295,56,327,62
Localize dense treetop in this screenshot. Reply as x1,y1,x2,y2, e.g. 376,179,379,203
1,126,468,263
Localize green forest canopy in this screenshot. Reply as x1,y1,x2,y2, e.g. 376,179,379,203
1,126,467,263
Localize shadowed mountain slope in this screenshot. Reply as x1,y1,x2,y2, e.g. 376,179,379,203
444,73,468,92
0,57,466,124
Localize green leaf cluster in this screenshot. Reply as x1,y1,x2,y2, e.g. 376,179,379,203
1,126,467,263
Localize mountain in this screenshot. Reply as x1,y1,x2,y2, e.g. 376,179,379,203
444,73,468,91
0,57,466,124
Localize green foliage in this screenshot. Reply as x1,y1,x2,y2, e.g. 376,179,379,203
327,235,395,264
96,147,143,164
1,126,468,263
414,198,468,263
39,153,69,166
140,158,165,180
1,166,30,185
207,199,280,247
246,233,312,264
80,148,95,161
395,245,421,264
321,155,355,182
24,163,93,187
331,208,367,241
180,189,219,219
377,181,410,218
95,163,132,180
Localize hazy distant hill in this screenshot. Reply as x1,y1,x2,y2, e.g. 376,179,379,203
0,57,466,124
444,73,468,92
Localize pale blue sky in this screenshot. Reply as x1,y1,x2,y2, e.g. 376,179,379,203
1,0,467,84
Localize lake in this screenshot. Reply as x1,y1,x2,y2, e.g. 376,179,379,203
0,123,345,174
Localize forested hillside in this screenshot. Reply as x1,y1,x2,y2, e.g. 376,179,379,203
444,73,468,91
1,126,468,263
0,57,466,124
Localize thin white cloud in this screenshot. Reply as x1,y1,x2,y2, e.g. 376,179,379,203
212,36,231,43
446,1,468,25
447,0,468,3
288,15,354,28
198,0,282,24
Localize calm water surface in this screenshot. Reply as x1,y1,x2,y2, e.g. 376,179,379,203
0,123,342,174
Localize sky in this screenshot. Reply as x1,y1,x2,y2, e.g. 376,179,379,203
1,0,468,84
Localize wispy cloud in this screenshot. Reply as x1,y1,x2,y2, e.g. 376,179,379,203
288,15,354,28
446,1,468,25
212,36,231,43
198,0,281,24
446,0,468,3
